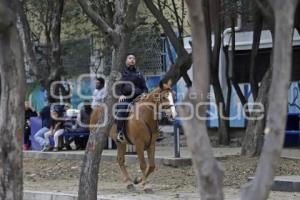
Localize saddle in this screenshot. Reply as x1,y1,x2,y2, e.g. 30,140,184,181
116,94,147,144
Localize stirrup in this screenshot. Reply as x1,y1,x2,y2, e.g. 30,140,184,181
117,132,126,143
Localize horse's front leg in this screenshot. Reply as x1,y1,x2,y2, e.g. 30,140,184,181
135,142,155,194
135,144,147,183
116,143,135,191
142,143,156,193
145,143,156,178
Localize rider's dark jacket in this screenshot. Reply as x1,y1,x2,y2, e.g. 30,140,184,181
118,66,148,101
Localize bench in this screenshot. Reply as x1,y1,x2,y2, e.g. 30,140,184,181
285,113,300,147
30,117,89,150
30,117,117,150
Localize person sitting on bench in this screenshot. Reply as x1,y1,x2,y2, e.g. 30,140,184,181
43,106,65,152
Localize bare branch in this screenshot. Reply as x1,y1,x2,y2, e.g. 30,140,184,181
171,0,183,39
104,1,114,26
254,0,273,21
144,0,187,56
113,0,126,26
77,0,114,35
136,16,148,26
124,0,141,30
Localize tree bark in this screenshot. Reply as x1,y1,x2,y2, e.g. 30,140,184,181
241,0,299,199
295,3,300,32
178,0,224,199
241,67,272,156
214,82,230,145
223,47,232,146
77,0,140,199
249,5,263,100
16,0,39,79
49,0,64,72
0,0,26,199
241,8,274,157
210,0,230,145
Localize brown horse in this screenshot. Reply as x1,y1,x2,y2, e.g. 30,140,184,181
91,80,176,192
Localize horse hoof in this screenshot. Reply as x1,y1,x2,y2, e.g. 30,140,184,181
133,177,142,185
126,183,136,192
144,186,154,194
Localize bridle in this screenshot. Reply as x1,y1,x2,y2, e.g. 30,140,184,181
141,89,175,120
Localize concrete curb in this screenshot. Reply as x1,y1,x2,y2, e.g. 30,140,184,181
281,156,300,161
24,191,190,200
24,151,192,167
24,148,300,167
24,191,114,200
272,176,300,192
248,176,300,192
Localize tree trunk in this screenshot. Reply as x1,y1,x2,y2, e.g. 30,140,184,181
209,0,230,145
40,0,65,102
16,0,39,79
0,1,26,199
49,0,64,71
249,5,263,100
295,3,300,32
78,38,130,200
178,0,224,199
223,46,233,146
241,67,272,156
77,0,141,199
241,11,274,157
213,81,230,145
241,0,299,199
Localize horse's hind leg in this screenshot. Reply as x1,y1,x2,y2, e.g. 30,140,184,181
135,144,155,194
133,143,156,185
116,143,135,191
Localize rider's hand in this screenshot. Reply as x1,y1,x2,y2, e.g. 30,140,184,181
119,95,126,102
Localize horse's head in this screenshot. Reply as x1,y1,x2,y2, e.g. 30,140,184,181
156,79,177,121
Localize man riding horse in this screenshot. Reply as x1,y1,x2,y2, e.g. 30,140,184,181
90,69,176,191
116,53,148,143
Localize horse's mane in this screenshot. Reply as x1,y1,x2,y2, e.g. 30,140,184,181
134,88,161,104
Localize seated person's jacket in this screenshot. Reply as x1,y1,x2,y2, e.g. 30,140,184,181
25,108,37,129
40,105,51,129
64,107,91,133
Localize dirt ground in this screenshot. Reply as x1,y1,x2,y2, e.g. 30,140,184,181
23,156,300,199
